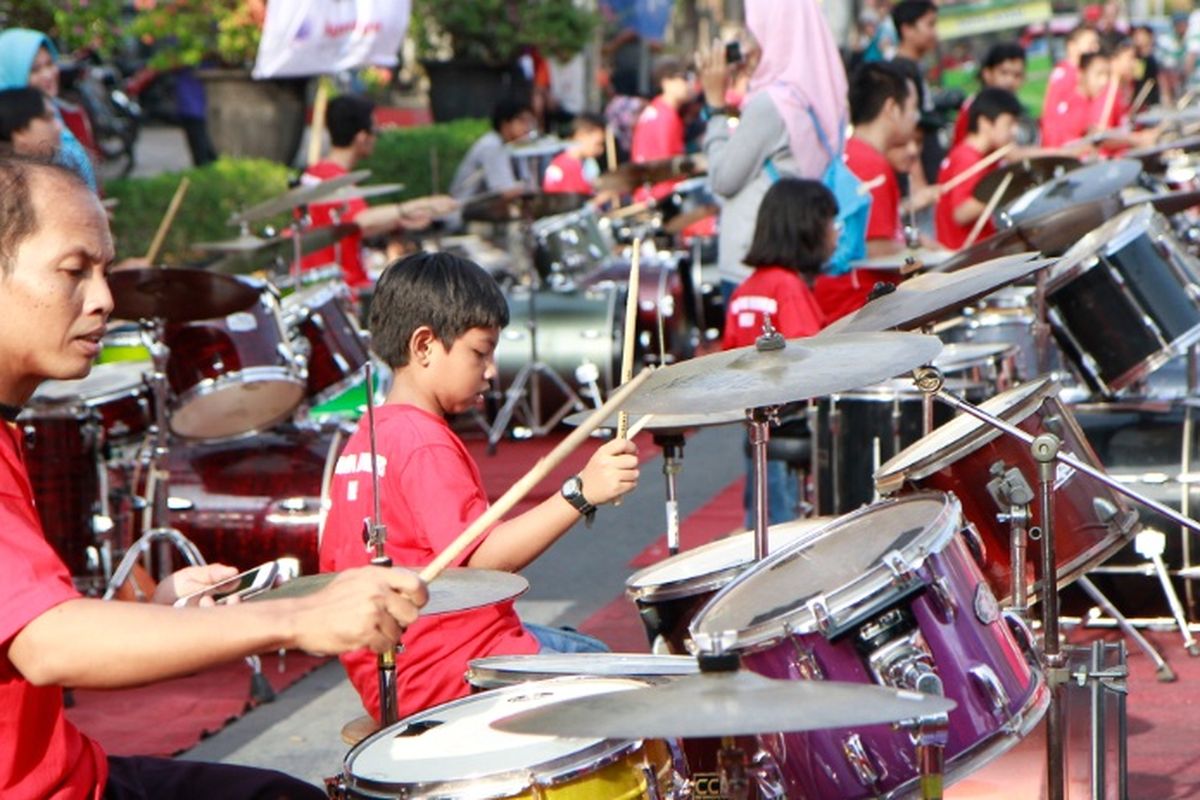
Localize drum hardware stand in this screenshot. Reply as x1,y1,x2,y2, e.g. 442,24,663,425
989,463,1035,620
748,317,786,561
1033,269,1054,377
574,362,603,409
1183,345,1198,614
1133,529,1200,655
654,431,686,556
807,400,822,517
1074,576,1176,681
485,212,586,453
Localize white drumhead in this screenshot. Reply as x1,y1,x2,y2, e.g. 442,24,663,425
30,362,148,408
467,653,697,688
348,677,643,787
171,375,304,440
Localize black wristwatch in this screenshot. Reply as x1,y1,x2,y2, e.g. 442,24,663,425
561,475,597,527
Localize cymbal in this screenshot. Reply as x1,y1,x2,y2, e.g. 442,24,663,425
107,267,261,323
929,226,1031,272
1135,189,1200,217
204,224,359,274
822,253,1053,335
595,154,708,193
508,136,569,159
563,408,745,433
1126,134,1200,169
461,190,587,223
1015,196,1124,257
1002,159,1142,224
616,331,944,416
1135,105,1200,127
249,567,528,616
317,182,406,203
229,169,371,225
972,155,1080,207
491,667,956,738
850,246,951,272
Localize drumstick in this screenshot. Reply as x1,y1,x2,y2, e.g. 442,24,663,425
617,238,643,441
962,172,1012,250
143,176,190,265
1098,79,1119,132
1130,79,1155,119
857,174,886,196
1178,89,1195,110
939,143,1014,194
605,126,618,172
606,201,654,219
419,368,653,582
626,414,655,438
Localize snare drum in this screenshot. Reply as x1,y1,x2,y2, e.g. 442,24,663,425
689,494,1049,800
164,289,305,440
1048,204,1200,395
625,518,834,655
335,677,684,799
283,282,370,406
875,377,1139,603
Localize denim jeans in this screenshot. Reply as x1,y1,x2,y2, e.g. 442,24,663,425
526,622,611,653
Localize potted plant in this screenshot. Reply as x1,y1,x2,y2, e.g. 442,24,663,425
129,0,307,165
411,0,597,122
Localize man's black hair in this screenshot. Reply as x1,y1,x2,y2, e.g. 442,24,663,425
849,61,912,126
0,87,50,145
0,155,89,275
326,94,376,148
967,87,1024,133
892,1,937,36
981,42,1026,72
743,178,838,277
370,250,510,368
492,96,532,132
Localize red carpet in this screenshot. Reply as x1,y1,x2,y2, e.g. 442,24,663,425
66,652,327,757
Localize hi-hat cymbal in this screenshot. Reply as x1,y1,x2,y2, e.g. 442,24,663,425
491,667,956,738
1002,159,1142,224
250,567,528,616
822,253,1053,335
973,155,1081,207
229,169,371,225
1015,196,1123,257
563,408,745,433
595,154,708,194
616,332,944,417
204,224,359,274
108,267,262,323
850,246,951,272
461,190,587,223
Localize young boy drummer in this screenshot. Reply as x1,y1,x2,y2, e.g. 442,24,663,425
320,251,640,722
0,155,427,799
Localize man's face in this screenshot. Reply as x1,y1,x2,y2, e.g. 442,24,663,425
12,99,61,158
0,171,114,402
983,59,1026,92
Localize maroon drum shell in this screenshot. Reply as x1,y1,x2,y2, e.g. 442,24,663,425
286,286,371,403
876,380,1138,603
164,422,350,576
164,302,289,396
20,417,102,576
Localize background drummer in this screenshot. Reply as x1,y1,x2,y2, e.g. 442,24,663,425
1041,23,1101,148
541,111,617,207
950,42,1027,150
448,96,537,208
319,251,640,722
0,155,427,800
0,86,60,160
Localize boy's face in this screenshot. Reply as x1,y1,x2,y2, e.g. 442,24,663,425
886,138,920,173
1082,58,1111,98
0,170,114,403
982,59,1025,92
903,11,938,54
13,99,61,158
885,82,920,147
577,127,606,159
1069,30,1100,61
982,112,1019,151
427,326,500,415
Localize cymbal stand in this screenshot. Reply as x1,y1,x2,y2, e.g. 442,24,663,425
654,431,686,556
486,212,586,452
989,463,1035,620
1033,266,1053,377
1183,344,1198,614
749,317,786,561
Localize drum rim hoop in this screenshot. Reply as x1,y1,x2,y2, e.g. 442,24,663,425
466,654,699,688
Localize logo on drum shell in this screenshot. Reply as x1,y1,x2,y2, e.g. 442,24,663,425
693,773,726,798
974,583,1000,626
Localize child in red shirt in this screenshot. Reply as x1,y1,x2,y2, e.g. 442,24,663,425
935,87,1023,249
1040,24,1100,146
320,252,639,721
631,58,692,201
542,112,607,195
952,42,1027,148
724,178,836,526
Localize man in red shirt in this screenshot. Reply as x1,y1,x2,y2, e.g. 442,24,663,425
0,156,426,799
320,251,639,721
542,112,607,195
952,42,1026,148
815,61,918,321
1041,24,1100,146
631,57,692,200
936,87,1024,249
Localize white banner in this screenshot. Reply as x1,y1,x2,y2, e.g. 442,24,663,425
253,0,411,79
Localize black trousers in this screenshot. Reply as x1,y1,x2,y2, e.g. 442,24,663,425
104,755,325,800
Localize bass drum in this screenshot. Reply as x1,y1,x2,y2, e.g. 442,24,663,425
495,284,627,405
164,420,351,577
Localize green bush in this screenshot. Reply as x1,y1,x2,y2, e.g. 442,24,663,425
360,117,490,199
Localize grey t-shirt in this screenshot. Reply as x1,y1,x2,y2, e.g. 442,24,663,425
449,130,522,202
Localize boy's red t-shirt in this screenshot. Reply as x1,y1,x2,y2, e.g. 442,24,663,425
722,266,826,349
631,96,685,201
542,151,593,195
299,160,370,288
844,136,903,245
935,141,997,250
0,423,107,800
319,404,538,721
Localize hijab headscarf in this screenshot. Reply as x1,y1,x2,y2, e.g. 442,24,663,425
746,0,848,163
0,28,98,192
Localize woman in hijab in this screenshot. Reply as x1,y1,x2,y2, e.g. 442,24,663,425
699,0,848,299
0,28,99,192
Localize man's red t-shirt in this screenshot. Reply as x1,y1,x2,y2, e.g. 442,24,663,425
631,96,685,201
319,404,538,721
0,423,107,800
542,152,593,195
935,141,997,250
844,137,902,245
722,267,826,349
300,161,370,288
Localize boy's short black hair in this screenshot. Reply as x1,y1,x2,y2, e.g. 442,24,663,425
892,1,937,35
849,61,912,126
326,94,376,148
492,96,532,132
370,251,510,368
743,178,838,276
572,112,607,136
967,87,1024,133
652,57,686,91
981,42,1026,72
1078,50,1110,74
0,87,49,144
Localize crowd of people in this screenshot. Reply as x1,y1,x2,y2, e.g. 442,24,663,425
2,1,1199,797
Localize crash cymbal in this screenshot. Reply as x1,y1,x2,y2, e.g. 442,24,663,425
228,169,371,225
1135,105,1200,127
317,182,406,203
1135,189,1200,217
930,226,1031,273
972,155,1080,207
822,253,1053,335
1015,196,1124,257
1002,159,1142,224
194,233,277,254
250,567,528,616
204,224,360,274
850,246,951,272
492,667,956,738
107,267,262,323
467,653,700,685
595,154,708,193
461,190,587,223
563,407,745,432
1126,134,1200,169
616,331,943,416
